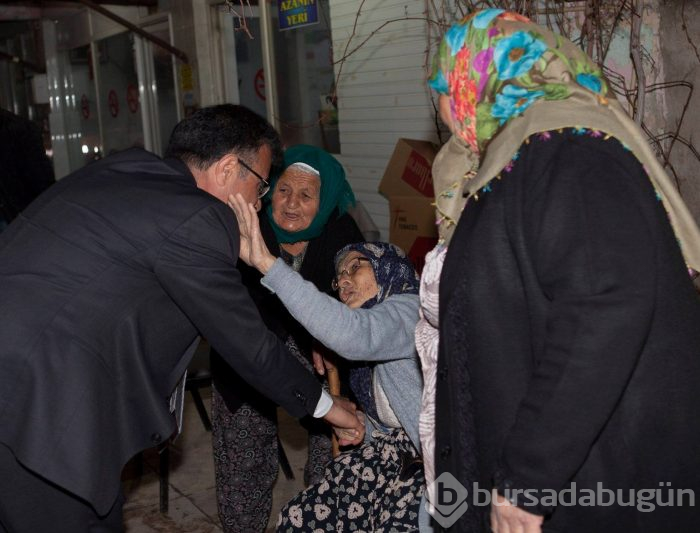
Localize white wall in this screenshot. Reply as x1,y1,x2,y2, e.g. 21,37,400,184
659,0,700,225
329,0,440,240
329,1,700,238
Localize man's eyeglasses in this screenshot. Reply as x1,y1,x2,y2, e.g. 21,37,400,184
331,257,371,291
238,159,271,199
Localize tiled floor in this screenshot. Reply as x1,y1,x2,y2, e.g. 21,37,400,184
121,386,308,533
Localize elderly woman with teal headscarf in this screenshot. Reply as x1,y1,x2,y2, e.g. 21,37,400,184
210,145,364,533
428,9,700,533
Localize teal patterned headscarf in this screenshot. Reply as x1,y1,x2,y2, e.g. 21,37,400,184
265,144,356,244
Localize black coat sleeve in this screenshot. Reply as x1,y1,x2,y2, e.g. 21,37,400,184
154,202,322,418
496,136,658,507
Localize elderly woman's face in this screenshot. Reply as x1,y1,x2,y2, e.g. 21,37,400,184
271,167,321,234
334,251,378,309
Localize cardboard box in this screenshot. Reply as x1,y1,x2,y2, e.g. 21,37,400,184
379,139,440,273
379,139,437,199
387,196,439,274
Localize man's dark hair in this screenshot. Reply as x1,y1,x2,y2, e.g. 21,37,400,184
165,104,282,170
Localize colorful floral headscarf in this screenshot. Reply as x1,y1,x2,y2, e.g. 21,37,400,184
429,9,608,156
428,9,700,272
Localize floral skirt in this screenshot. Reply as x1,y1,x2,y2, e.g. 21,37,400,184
277,428,425,533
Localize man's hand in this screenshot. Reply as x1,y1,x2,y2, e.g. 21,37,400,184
491,489,544,533
228,193,275,273
323,396,365,446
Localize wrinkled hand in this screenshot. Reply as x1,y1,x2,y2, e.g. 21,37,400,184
228,193,276,273
491,490,544,533
335,409,366,446
323,396,365,446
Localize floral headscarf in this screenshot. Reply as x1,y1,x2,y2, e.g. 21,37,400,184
429,9,609,156
334,242,419,421
265,144,356,244
428,9,700,271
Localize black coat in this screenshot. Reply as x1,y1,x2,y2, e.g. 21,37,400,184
436,131,700,531
212,206,364,413
0,108,55,223
0,149,322,514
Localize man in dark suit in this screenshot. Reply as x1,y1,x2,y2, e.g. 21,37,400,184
0,104,363,532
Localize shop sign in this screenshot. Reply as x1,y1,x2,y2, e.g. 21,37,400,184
278,0,318,31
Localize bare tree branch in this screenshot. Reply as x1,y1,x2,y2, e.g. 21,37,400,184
681,0,700,64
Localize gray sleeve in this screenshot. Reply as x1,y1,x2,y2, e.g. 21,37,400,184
261,258,419,361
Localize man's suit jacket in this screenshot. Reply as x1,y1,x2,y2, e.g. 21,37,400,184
0,149,321,514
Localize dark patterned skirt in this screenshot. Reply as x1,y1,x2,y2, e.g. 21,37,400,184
277,428,425,532
212,334,331,533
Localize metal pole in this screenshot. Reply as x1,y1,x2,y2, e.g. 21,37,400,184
258,0,280,130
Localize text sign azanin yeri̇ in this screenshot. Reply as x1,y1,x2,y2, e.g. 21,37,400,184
278,0,318,31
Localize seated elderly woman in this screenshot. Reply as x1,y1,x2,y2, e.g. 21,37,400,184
231,193,433,532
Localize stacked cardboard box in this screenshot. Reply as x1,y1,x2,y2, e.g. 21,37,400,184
379,138,440,274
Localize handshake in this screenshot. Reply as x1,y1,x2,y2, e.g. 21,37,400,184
324,395,366,447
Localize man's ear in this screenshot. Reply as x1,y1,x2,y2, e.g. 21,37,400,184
214,153,240,187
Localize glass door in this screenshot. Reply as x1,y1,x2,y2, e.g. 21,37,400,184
69,43,102,167
44,10,180,176
219,5,267,119
95,31,144,156
217,0,339,152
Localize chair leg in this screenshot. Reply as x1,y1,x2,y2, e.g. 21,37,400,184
159,444,169,514
189,388,212,432
278,435,294,481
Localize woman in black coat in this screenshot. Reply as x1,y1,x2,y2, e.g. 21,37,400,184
210,145,363,532
427,10,700,533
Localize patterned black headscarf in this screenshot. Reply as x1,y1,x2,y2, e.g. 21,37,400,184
334,242,419,422
334,242,420,306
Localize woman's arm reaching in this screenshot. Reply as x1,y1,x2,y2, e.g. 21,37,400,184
229,193,419,362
